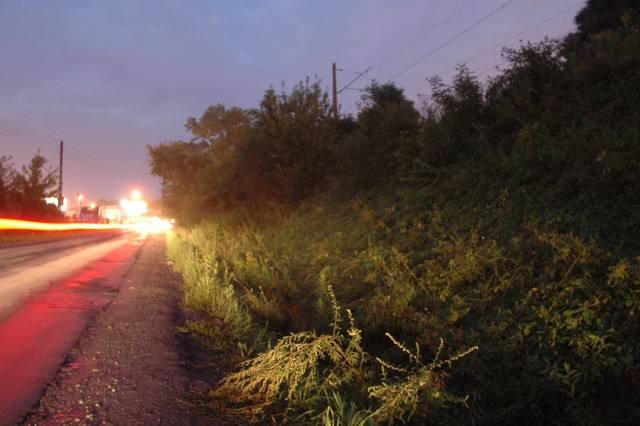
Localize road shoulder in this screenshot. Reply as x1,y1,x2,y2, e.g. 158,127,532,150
23,233,206,425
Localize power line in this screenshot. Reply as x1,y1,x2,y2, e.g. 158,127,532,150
373,0,477,71
348,0,577,117
335,1,481,114
343,1,583,114
411,1,586,93
0,113,111,172
475,29,574,78
413,1,586,95
0,117,59,154
389,0,518,82
340,1,519,114
337,1,480,113
336,68,364,75
337,66,372,94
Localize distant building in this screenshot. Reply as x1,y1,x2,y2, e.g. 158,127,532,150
101,205,124,223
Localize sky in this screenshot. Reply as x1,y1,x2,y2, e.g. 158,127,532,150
0,0,586,207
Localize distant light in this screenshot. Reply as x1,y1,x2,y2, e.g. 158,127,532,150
131,189,142,201
120,198,147,217
0,217,171,234
45,196,68,212
135,216,173,234
0,218,121,231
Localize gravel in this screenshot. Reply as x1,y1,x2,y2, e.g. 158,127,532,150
22,234,222,425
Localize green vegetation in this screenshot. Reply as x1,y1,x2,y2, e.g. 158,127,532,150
0,153,62,220
155,2,640,423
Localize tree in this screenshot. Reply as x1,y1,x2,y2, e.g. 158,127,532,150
147,141,210,223
184,105,254,213
11,153,61,220
421,65,486,166
337,82,420,189
485,39,565,145
574,0,639,39
185,104,253,147
358,82,421,159
245,78,337,204
0,156,16,213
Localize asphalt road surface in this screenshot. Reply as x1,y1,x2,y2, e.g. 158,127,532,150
0,230,153,424
0,230,135,321
0,232,221,425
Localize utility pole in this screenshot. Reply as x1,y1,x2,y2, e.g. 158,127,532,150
332,62,338,120
58,140,63,209
333,64,372,119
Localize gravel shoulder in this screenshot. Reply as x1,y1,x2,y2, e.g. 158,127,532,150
22,233,219,425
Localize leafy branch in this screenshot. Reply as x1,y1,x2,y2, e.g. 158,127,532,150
369,335,479,423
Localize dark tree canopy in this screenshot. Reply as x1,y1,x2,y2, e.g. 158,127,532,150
146,3,640,423
0,153,62,220
148,79,338,222
575,0,639,37
147,1,640,228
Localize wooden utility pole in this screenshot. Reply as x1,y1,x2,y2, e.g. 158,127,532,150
58,140,63,208
332,63,338,120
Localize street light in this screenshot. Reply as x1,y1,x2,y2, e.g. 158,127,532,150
120,189,147,223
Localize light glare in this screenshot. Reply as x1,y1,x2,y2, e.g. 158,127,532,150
0,217,172,234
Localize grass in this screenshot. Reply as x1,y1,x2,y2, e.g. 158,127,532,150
167,169,640,424
161,22,640,424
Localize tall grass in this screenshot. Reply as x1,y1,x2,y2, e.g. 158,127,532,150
161,20,640,424
167,180,640,423
167,227,252,340
166,199,480,424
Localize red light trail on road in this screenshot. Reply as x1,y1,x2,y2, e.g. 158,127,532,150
0,237,143,424
0,218,172,233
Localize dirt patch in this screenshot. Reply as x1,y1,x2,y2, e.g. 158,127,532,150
22,234,225,425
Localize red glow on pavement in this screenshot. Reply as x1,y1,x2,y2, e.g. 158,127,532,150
0,239,143,424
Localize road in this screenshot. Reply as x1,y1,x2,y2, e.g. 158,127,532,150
22,234,211,425
0,230,139,320
0,230,145,425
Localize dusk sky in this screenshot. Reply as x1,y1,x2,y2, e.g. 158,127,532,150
0,0,585,207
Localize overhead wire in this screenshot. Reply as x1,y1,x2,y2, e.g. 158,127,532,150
336,68,365,75
474,29,574,79
0,113,115,174
373,0,477,71
0,116,59,154
342,0,584,114
337,66,372,94
340,0,517,114
337,0,479,111
411,1,586,93
388,0,517,82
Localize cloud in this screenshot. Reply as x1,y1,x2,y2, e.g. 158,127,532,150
0,0,581,200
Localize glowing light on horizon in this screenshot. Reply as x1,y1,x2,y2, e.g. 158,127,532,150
0,218,172,234
0,218,125,231
120,189,147,219
44,197,68,212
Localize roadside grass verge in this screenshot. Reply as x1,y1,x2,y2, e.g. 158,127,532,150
168,172,640,424
166,199,480,424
